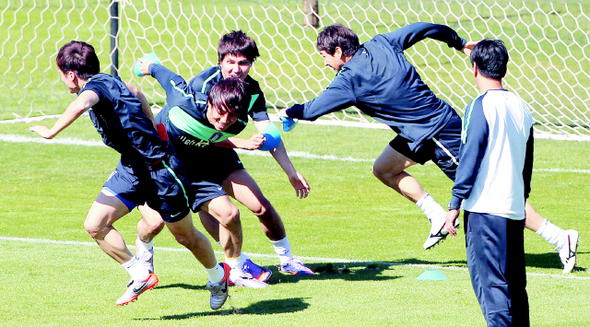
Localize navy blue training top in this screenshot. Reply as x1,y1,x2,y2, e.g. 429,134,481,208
189,66,269,124
150,64,251,148
80,73,167,167
286,22,467,151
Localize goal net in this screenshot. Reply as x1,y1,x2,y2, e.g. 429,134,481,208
2,0,589,140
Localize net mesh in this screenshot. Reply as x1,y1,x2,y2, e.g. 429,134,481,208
2,0,589,139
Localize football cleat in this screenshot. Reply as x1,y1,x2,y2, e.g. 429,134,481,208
280,258,314,275
206,263,230,310
116,273,159,306
558,230,579,274
228,259,271,288
242,258,272,282
135,237,154,273
423,217,460,250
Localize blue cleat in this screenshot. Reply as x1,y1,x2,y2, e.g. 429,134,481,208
228,259,272,288
280,258,314,276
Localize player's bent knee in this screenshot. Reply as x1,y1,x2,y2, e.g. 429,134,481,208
250,199,271,217
372,163,389,180
172,231,196,248
145,219,165,234
217,206,240,227
372,162,404,182
83,220,109,240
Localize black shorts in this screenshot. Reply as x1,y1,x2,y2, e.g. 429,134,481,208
102,155,190,223
176,146,245,212
389,113,462,181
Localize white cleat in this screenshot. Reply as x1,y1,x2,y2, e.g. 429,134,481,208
228,267,269,288
423,217,460,250
558,230,579,274
116,273,159,306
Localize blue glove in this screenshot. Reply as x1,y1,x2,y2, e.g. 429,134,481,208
280,116,298,132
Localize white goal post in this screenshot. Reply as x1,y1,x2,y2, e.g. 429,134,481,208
2,0,589,140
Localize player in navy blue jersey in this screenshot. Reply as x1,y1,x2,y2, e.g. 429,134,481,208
280,23,578,270
29,41,230,309
280,22,475,249
446,39,531,326
134,31,314,288
188,31,313,278
135,60,274,288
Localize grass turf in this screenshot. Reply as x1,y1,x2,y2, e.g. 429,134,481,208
1,119,589,326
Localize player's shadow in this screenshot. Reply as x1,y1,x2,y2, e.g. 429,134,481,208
154,283,206,291
397,258,467,267
266,262,401,285
398,252,586,274
135,297,310,320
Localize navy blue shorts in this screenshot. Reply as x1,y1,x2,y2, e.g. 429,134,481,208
172,142,245,212
102,155,190,223
389,112,462,181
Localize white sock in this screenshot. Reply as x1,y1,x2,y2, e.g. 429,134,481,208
271,236,293,265
136,236,153,252
416,193,446,223
206,261,224,284
225,256,240,271
122,256,149,281
239,253,250,268
536,219,566,249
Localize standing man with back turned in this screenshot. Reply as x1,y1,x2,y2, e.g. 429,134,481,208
446,39,531,326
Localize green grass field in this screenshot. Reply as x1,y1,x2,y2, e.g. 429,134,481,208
1,118,589,326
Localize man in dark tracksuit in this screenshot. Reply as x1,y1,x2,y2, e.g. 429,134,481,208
280,22,579,271
280,22,476,249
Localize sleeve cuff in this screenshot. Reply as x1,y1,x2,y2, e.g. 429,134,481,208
286,104,304,119
448,196,462,210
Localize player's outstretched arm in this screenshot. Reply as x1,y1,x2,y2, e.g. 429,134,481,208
29,90,98,139
217,134,265,150
254,120,310,199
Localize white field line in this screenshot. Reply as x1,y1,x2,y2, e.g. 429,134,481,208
4,113,590,141
2,133,589,173
1,236,588,280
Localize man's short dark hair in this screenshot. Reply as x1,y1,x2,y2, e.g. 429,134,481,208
217,30,260,64
470,39,509,80
208,76,248,114
316,24,360,56
56,41,100,80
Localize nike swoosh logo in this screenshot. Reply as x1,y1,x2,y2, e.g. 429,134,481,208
132,281,149,293
221,280,228,293
170,212,182,218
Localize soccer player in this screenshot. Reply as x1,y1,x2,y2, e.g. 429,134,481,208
29,41,230,309
279,23,578,272
446,39,531,326
134,30,314,288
